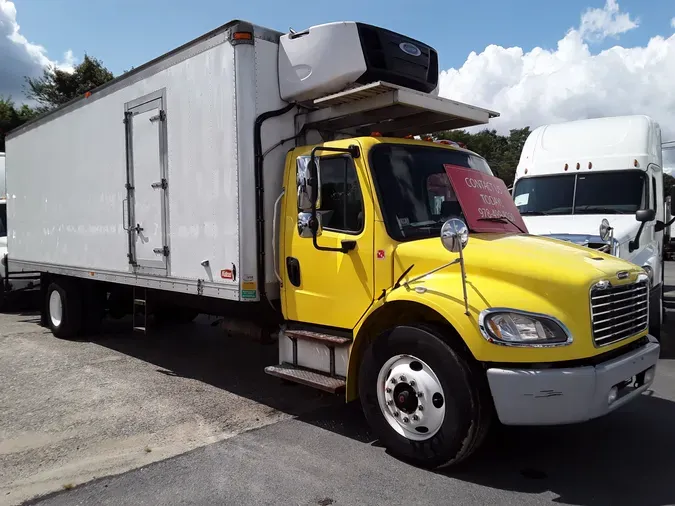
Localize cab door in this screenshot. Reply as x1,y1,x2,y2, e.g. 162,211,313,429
281,140,375,330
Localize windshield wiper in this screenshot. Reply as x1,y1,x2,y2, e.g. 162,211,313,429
573,206,624,215
519,210,549,216
477,217,526,233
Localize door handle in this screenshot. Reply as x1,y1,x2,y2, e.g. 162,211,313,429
122,198,129,231
133,224,144,234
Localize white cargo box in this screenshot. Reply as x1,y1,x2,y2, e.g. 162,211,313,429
5,19,498,304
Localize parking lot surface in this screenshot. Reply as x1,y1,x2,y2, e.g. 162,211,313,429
2,263,675,505
0,314,333,505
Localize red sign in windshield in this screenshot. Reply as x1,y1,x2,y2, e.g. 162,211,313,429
444,164,528,234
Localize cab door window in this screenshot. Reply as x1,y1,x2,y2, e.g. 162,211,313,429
317,156,364,234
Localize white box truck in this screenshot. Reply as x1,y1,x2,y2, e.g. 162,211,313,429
5,20,660,468
512,115,670,339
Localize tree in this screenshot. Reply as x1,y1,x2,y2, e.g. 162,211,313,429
664,173,675,201
25,54,114,111
0,97,38,151
436,127,530,186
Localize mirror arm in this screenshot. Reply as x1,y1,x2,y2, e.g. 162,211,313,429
629,222,646,252
307,144,361,254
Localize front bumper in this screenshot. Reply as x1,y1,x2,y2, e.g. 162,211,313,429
486,335,660,425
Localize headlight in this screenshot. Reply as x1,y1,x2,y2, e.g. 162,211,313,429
479,309,572,347
642,266,653,286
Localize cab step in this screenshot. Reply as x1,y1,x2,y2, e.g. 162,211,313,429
285,329,352,346
264,364,346,394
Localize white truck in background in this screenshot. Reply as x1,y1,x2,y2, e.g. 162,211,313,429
512,115,669,338
0,152,39,307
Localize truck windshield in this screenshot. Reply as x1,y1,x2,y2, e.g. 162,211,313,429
370,144,495,241
513,171,648,216
0,204,6,238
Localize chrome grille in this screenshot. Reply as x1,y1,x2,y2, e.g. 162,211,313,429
591,280,649,346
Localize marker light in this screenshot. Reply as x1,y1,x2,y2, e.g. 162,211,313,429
233,32,253,40
564,163,569,171
576,162,580,170
588,162,593,169
608,387,618,405
371,131,382,137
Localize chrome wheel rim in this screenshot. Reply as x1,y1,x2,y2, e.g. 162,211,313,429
376,354,445,441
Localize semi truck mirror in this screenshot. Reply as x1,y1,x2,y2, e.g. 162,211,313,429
440,218,469,253
297,212,322,238
635,209,656,223
296,156,321,211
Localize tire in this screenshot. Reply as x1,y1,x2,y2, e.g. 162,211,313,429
358,323,492,469
46,280,83,339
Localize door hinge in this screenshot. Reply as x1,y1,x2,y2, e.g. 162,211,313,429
149,110,166,123
151,179,168,190
153,246,170,257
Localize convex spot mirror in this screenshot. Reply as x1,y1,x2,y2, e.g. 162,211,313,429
296,156,321,212
297,212,322,238
599,218,612,242
441,218,469,253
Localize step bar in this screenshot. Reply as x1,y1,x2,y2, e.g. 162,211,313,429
264,364,346,394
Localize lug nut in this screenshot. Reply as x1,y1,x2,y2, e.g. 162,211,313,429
412,415,419,421
393,411,400,417
417,392,424,398
386,387,392,393
410,380,416,387
402,417,409,423
418,405,424,411
399,375,406,382
387,400,393,406
390,378,397,384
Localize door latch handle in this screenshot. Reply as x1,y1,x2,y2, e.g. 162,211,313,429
133,224,144,234
151,179,168,190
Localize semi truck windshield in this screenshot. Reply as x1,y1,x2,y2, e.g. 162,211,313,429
513,171,648,216
370,144,495,241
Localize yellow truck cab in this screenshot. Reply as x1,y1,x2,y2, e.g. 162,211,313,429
271,134,660,468
5,19,659,469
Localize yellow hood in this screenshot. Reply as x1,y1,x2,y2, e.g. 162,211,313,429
391,233,646,361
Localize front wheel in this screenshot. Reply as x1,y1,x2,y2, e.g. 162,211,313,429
358,324,492,469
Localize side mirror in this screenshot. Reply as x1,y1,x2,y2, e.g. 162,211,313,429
296,157,321,211
599,218,612,242
297,212,322,238
636,209,656,223
440,218,469,253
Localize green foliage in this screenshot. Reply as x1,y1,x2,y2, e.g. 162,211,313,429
664,173,675,200
0,96,38,151
25,54,114,111
435,127,531,187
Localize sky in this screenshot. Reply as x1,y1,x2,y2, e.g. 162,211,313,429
1,0,674,169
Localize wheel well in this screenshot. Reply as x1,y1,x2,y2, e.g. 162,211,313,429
346,301,476,401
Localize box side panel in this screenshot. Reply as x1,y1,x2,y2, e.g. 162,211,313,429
6,39,239,290
255,39,296,300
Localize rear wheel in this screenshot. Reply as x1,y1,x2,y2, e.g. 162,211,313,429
358,324,492,469
46,280,83,339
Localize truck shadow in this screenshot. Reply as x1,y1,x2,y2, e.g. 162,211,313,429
25,313,675,505
445,392,675,506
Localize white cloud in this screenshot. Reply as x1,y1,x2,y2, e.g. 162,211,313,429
438,0,675,171
579,0,639,41
671,17,675,29
0,0,75,100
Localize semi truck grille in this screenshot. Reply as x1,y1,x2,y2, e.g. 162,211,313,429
591,280,649,347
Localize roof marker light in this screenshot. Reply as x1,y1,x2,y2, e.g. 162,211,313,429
588,162,592,169
233,32,253,40
576,162,580,170
564,163,568,171
634,159,639,167
371,131,382,137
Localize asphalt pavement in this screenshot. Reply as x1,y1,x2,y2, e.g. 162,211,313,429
17,266,675,506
